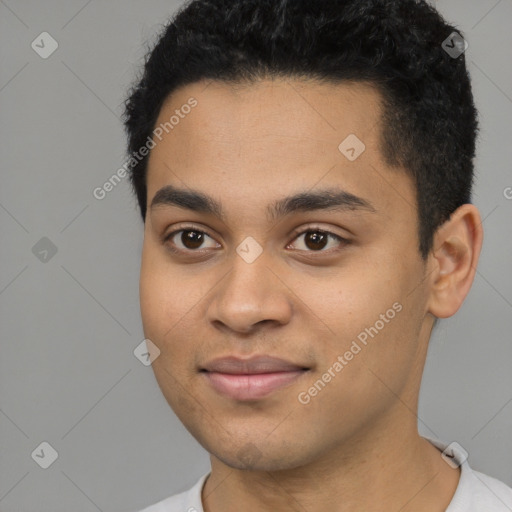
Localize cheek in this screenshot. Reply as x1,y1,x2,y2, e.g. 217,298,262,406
139,260,166,339
139,247,186,347
294,303,420,441
303,265,399,336
301,260,422,388
139,254,199,408
139,246,213,371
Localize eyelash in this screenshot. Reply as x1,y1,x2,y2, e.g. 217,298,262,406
162,224,349,256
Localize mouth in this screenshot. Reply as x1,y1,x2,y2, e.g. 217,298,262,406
200,355,310,401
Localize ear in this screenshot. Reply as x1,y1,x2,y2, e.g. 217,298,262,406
427,204,483,318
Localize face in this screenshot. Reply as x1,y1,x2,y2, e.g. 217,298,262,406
140,78,433,471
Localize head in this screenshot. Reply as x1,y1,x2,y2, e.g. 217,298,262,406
123,0,482,471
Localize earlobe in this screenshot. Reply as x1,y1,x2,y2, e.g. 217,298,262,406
427,204,483,318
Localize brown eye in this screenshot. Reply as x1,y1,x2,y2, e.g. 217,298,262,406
288,228,347,253
165,227,220,253
303,231,329,250
180,230,205,249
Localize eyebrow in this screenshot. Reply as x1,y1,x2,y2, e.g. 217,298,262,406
149,184,376,222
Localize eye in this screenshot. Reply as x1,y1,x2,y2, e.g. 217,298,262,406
164,226,220,253
163,224,349,256
287,227,348,253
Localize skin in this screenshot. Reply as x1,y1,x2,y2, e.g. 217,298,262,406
140,78,483,511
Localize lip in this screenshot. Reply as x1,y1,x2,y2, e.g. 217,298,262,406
201,356,309,401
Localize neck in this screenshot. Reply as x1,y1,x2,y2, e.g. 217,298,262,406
202,411,460,512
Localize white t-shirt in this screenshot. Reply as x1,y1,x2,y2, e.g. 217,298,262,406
138,437,512,511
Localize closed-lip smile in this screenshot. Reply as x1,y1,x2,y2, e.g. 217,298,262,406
200,355,310,401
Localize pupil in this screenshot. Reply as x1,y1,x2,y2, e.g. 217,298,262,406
182,230,204,249
306,231,327,250
179,230,328,251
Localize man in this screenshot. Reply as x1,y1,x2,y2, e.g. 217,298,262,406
123,0,512,510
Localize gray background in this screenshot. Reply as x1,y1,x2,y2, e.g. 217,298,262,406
0,0,511,511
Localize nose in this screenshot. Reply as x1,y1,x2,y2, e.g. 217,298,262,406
207,249,293,335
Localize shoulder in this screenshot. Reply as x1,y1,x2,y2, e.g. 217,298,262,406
452,468,512,511
423,437,512,512
138,473,209,512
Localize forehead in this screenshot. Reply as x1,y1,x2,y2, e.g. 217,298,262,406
145,78,415,221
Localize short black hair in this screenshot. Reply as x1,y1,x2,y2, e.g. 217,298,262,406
123,0,478,259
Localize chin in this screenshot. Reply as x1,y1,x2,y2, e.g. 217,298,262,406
203,434,315,473
215,450,305,472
